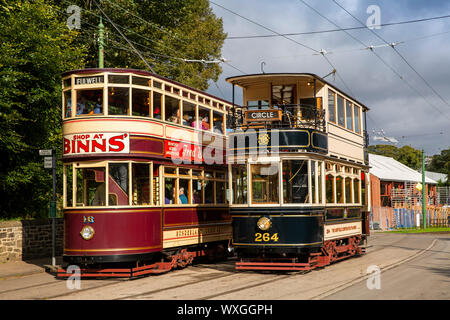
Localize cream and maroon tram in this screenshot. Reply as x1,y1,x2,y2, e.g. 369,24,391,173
58,68,232,277
226,73,371,270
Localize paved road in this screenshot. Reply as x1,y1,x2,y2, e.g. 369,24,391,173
0,232,448,300
325,233,450,300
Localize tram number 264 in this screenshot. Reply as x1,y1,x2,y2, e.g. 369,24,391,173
254,232,279,242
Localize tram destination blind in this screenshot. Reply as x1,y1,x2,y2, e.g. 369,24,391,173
245,109,282,122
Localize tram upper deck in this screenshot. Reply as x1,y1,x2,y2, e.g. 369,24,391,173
61,68,231,163
226,73,369,166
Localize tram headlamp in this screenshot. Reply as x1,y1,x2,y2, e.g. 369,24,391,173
257,217,271,231
80,225,95,240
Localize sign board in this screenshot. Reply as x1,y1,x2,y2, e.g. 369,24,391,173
164,140,203,163
63,133,130,156
244,109,282,122
74,75,104,85
44,157,53,169
39,149,52,156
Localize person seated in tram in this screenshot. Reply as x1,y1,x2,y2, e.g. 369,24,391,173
165,187,174,204
193,190,201,204
201,116,210,130
182,114,192,126
65,97,72,117
92,183,106,206
76,96,87,115
154,107,162,119
168,109,180,124
179,187,188,204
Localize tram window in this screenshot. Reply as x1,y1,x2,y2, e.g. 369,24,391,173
326,174,335,203
204,180,214,203
205,171,214,179
63,78,71,88
354,105,361,133
198,107,211,130
179,179,190,204
153,80,162,89
247,100,269,109
345,177,352,203
326,208,344,220
132,88,151,117
108,75,129,84
65,164,73,207
354,179,360,203
165,96,180,124
232,165,247,204
109,163,129,206
164,167,177,175
64,91,72,118
153,92,162,119
132,163,150,205
108,87,129,115
76,168,106,207
347,208,361,218
182,101,196,127
193,179,203,204
282,160,308,204
216,181,226,204
345,101,353,131
361,172,367,206
336,176,344,203
337,95,345,127
132,76,151,87
213,112,224,134
251,164,279,204
76,89,103,115
327,90,336,123
164,177,177,204
272,85,295,105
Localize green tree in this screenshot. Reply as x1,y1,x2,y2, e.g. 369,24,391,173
68,0,227,90
426,148,450,186
0,0,87,219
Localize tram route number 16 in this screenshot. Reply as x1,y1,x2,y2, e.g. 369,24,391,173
83,216,95,224
254,232,279,242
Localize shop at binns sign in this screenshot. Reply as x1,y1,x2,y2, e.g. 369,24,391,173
63,133,130,155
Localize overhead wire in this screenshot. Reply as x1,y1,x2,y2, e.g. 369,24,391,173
331,0,450,110
226,13,450,39
210,0,355,96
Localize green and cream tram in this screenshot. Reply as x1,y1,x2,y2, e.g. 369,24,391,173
226,73,370,271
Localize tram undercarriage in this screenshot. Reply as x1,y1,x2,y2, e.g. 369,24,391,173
235,235,365,271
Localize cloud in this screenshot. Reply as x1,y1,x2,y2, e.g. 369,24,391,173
207,0,450,155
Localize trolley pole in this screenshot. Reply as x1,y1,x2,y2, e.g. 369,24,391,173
422,149,426,229
98,17,104,68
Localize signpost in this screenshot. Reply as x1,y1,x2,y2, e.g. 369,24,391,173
39,149,57,267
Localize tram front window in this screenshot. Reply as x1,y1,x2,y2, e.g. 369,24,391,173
232,165,247,204
76,89,103,115
282,160,309,204
109,163,129,206
76,167,106,206
108,87,129,115
251,164,279,204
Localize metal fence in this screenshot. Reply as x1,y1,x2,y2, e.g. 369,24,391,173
370,205,449,230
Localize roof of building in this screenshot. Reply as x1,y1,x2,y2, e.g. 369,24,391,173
425,171,448,183
369,153,437,184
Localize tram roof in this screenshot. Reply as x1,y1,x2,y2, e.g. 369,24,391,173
226,73,369,111
62,68,234,107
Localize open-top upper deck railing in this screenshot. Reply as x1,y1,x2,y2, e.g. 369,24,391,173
227,104,326,131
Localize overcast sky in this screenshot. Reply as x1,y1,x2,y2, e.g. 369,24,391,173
205,0,450,156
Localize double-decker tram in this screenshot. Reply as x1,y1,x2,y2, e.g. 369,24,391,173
57,68,232,278
226,73,371,271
